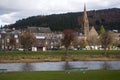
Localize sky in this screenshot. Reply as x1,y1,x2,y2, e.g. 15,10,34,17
0,0,120,26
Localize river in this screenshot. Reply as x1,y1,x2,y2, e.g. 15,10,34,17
0,61,120,71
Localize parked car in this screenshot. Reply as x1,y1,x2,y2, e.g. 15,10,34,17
17,48,24,51
51,47,59,50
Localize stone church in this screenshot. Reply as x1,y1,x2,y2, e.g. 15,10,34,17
82,4,98,37
77,4,99,49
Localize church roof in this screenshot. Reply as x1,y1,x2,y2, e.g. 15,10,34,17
88,26,98,36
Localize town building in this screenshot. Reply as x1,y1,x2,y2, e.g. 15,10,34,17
0,28,20,50
27,27,62,50
77,4,99,50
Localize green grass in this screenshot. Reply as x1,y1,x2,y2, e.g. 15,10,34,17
0,50,120,54
0,70,120,80
0,50,119,62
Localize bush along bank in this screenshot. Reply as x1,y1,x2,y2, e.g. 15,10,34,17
0,50,120,63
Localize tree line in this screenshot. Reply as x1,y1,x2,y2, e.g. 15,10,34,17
6,8,120,32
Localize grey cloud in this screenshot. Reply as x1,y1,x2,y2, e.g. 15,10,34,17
0,7,17,15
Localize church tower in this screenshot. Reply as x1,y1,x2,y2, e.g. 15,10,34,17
83,4,89,36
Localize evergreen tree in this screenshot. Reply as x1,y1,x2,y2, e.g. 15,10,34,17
99,25,105,36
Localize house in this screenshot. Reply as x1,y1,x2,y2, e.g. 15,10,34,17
27,27,62,50
0,28,20,50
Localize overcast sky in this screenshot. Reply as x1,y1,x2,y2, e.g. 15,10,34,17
0,0,120,26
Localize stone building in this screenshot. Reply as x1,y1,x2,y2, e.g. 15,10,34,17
77,4,99,49
27,27,62,50
0,29,20,50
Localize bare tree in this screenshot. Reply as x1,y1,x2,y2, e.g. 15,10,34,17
0,40,2,50
87,36,98,50
111,32,120,50
80,39,88,49
20,31,36,52
113,38,120,50
61,29,76,55
9,36,16,50
71,36,80,48
100,32,113,55
73,38,87,49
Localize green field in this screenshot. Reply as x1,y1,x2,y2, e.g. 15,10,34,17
0,70,120,80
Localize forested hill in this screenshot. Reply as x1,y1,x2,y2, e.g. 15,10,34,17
7,8,120,31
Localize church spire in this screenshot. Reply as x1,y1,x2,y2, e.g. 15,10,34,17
83,4,89,36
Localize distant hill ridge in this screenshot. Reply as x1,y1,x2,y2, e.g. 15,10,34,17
7,8,120,31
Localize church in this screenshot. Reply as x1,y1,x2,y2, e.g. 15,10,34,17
82,4,98,37
77,4,99,50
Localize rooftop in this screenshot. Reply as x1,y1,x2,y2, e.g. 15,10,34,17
28,27,52,33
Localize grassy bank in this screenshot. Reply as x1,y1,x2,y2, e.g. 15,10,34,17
0,70,120,80
0,50,120,63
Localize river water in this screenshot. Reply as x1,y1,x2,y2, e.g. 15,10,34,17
0,61,120,72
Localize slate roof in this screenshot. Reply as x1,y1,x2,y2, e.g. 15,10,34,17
28,27,52,33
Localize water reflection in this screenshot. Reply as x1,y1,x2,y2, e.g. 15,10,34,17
62,61,73,70
22,63,33,71
0,61,119,72
102,61,111,70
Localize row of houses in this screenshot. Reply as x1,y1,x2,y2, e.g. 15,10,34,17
27,27,62,50
0,26,119,51
0,27,63,51
0,28,20,50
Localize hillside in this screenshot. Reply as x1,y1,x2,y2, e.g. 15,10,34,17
7,8,120,31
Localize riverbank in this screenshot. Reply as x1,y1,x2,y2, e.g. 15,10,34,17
0,70,120,80
0,57,120,63
0,50,120,63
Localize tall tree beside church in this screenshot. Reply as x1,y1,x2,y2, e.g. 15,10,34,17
99,25,106,45
99,25,105,36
